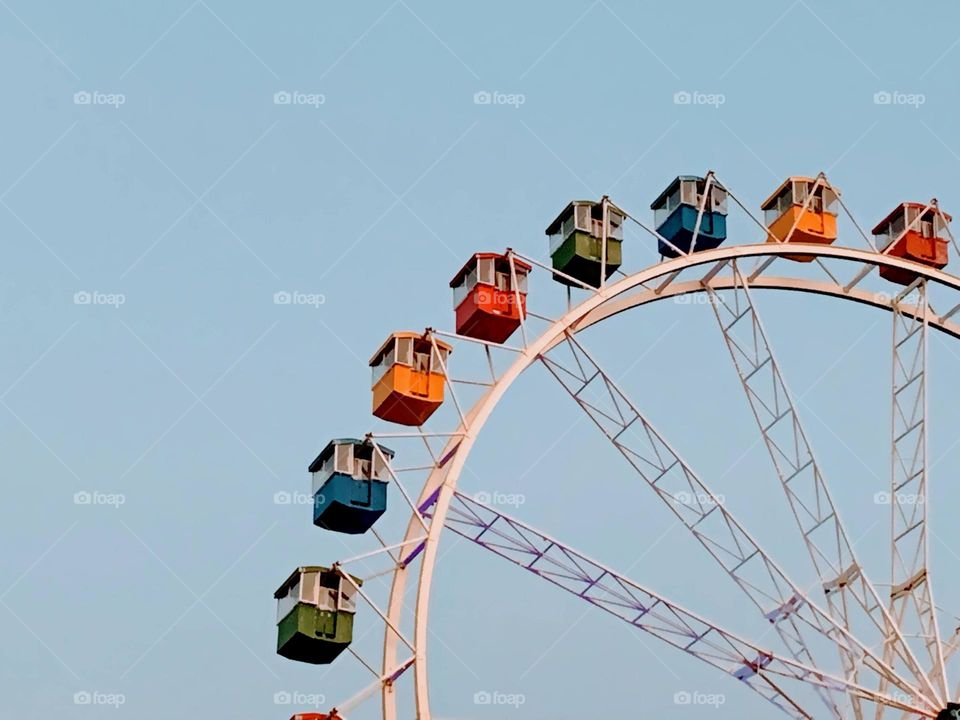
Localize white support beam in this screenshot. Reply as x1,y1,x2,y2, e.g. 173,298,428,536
427,491,937,718
703,262,941,716
537,330,938,715
884,282,948,705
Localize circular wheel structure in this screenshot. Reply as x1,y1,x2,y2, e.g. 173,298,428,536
278,173,960,720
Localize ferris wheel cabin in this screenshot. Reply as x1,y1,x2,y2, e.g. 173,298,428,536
651,176,728,257
545,198,625,288
275,566,361,665
450,252,531,344
761,176,839,262
310,439,394,534
289,715,336,720
370,332,453,426
872,203,951,285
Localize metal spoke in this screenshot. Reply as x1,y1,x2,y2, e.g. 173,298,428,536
424,490,937,718
703,261,940,714
884,281,948,703
537,330,938,714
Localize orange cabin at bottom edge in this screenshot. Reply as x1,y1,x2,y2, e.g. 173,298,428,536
289,714,336,720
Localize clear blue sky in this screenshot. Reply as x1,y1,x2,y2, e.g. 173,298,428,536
3,1,960,718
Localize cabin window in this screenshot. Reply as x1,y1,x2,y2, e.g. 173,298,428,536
354,456,372,479
653,200,670,228
875,225,891,250
372,448,391,480
792,182,808,206
764,187,793,225
667,187,681,215
514,268,529,294
317,585,337,612
300,571,318,605
413,350,430,373
712,187,728,214
935,213,950,237
890,214,906,240
548,229,564,256
383,343,396,369
371,343,391,385
452,281,468,309
429,344,449,373
464,264,478,291
452,261,478,308
821,187,838,214
575,204,592,233
681,181,697,206
495,270,510,292
655,188,682,228
608,209,624,241
335,444,354,475
311,452,336,493
276,581,298,622
921,220,934,238
338,584,358,613
478,257,496,286
396,337,414,366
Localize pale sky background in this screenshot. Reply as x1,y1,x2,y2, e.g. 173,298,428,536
4,1,960,718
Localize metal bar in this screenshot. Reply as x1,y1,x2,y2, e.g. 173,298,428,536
704,264,941,713
511,250,602,294
537,329,937,714
337,567,415,652
431,328,524,353
883,283,949,703
436,491,936,718
337,536,429,568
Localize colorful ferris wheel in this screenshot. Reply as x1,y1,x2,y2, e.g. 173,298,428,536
273,170,960,720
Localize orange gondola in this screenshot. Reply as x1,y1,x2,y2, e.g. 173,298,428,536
761,176,839,262
369,331,452,426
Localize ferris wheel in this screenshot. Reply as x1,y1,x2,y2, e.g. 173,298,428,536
272,170,960,720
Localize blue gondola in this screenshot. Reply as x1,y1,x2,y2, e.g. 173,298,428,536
651,176,728,257
310,438,394,534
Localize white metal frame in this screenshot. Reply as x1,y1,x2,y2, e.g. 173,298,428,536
296,236,960,720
